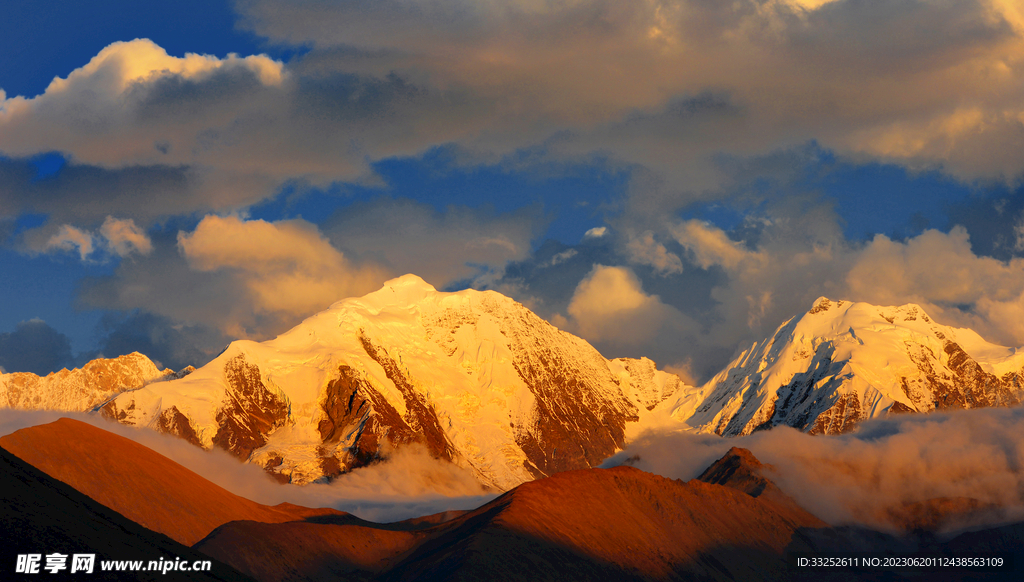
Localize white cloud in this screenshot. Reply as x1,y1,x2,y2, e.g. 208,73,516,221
547,249,578,267
43,225,95,260
609,407,1024,532
177,215,388,329
235,0,1024,188
845,227,1024,347
671,219,762,271
0,39,285,167
3,0,1023,227
1014,212,1024,252
27,216,152,261
321,198,539,289
565,265,696,348
100,217,153,257
626,231,683,275
0,410,495,523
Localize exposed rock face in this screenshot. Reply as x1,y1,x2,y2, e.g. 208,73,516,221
697,447,776,498
211,355,290,459
103,275,691,487
100,353,292,461
0,352,175,412
683,298,1024,436
358,334,457,463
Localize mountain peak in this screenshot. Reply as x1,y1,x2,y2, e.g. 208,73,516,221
320,273,440,315
382,273,437,291
689,296,1023,437
103,275,682,487
696,447,772,498
807,296,842,314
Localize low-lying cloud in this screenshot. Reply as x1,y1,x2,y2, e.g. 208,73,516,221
5,406,1022,531
605,407,1024,533
0,410,496,524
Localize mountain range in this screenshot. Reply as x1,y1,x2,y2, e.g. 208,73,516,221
3,418,1020,581
0,351,188,411
5,276,1024,491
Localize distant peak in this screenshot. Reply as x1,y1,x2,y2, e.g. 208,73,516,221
696,447,773,498
381,274,437,291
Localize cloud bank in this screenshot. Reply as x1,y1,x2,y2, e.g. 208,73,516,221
605,407,1024,533
3,0,1023,226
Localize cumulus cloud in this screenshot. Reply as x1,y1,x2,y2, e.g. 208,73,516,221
494,195,1024,382
626,231,683,275
0,39,285,167
236,0,1024,189
672,219,763,271
321,198,540,288
0,40,463,222
0,319,75,375
606,407,1024,533
77,216,388,340
100,217,153,257
2,0,1022,228
42,225,94,260
24,216,153,261
75,202,540,352
558,265,701,369
174,215,388,335
845,226,1024,347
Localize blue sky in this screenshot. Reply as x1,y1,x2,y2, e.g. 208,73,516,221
2,0,1023,381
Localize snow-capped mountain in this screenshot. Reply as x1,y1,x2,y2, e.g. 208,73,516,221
0,352,182,411
102,275,686,488
680,297,1024,436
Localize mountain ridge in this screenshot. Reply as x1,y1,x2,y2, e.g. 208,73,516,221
0,351,185,412
0,418,344,546
7,281,1024,490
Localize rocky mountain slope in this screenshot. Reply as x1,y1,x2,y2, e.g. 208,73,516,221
101,275,688,488
0,352,184,412
0,418,343,546
0,439,252,582
676,297,1024,436
196,451,826,582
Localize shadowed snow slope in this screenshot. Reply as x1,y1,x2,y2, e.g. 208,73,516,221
0,418,342,546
